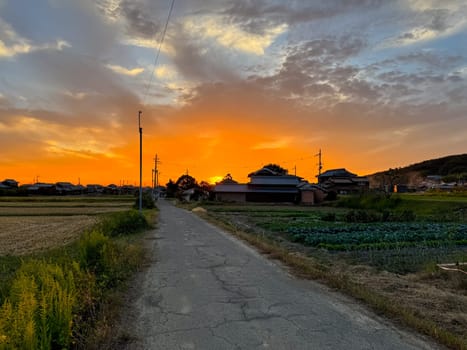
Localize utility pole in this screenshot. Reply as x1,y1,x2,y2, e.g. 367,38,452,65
138,111,143,215
154,154,159,188
315,149,323,179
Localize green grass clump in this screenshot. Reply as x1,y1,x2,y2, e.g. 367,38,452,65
97,210,150,237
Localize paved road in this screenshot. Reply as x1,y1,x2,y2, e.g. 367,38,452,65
124,200,438,349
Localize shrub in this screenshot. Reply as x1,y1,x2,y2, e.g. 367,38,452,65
133,192,155,209
79,230,109,274
98,210,149,237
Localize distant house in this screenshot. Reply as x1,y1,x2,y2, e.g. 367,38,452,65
27,183,57,195
298,183,326,205
318,168,369,194
214,167,325,204
86,184,104,194
1,179,19,188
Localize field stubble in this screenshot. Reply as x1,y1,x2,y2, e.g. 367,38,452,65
0,197,133,255
0,215,97,255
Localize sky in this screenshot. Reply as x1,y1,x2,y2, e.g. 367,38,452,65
0,0,466,186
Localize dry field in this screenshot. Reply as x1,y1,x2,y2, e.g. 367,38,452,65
0,197,133,255
0,206,130,216
0,215,97,255
0,201,131,207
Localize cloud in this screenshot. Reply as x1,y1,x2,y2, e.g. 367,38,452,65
0,112,125,160
183,15,287,55
380,3,467,48
106,63,144,76
155,64,176,79
118,0,161,39
224,0,388,30
165,25,239,82
0,19,70,58
63,90,88,100
252,138,291,150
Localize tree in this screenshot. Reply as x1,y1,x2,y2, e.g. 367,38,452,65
175,174,197,192
218,173,238,184
263,163,288,175
199,181,214,200
165,179,178,198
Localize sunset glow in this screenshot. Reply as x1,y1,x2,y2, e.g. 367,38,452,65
1,1,466,186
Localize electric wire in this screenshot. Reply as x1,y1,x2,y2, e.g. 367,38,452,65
143,0,175,105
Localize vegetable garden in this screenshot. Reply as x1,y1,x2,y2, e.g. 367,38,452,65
287,222,467,250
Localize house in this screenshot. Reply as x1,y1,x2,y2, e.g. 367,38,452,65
1,179,19,188
86,184,104,194
246,167,302,202
214,166,325,204
27,183,57,195
318,168,369,194
298,182,326,205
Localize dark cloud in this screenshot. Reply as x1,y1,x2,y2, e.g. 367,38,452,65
447,86,467,103
378,71,448,85
395,52,463,68
167,25,239,82
223,0,389,34
425,8,451,32
253,36,367,104
15,50,141,127
118,0,161,39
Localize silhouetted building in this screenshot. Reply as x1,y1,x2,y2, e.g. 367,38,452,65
317,168,369,194
214,166,325,204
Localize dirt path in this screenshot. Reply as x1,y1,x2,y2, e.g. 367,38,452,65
120,200,440,349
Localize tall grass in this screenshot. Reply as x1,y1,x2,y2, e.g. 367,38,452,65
0,209,152,349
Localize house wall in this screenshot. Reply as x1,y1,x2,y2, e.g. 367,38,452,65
216,192,246,202
246,192,298,203
301,191,315,205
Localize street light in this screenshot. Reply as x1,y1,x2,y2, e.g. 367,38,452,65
138,111,143,214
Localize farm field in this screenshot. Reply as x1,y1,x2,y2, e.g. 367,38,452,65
0,195,152,348
199,194,467,348
0,196,134,255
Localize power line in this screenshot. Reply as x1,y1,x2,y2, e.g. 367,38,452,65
143,0,175,104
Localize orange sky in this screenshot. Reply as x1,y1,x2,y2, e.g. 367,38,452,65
1,1,466,186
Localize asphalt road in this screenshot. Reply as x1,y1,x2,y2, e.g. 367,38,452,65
123,199,439,350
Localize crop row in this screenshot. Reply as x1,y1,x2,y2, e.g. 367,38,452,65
287,223,467,250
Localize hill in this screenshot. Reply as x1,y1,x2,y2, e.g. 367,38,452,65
402,154,467,176
369,154,467,188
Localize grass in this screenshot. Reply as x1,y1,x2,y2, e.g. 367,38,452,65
334,193,467,222
0,197,156,349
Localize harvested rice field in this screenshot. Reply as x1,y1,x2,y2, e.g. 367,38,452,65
0,206,131,216
0,197,133,255
0,215,97,255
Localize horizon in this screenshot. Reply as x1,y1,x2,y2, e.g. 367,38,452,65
4,152,465,187
1,1,466,186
